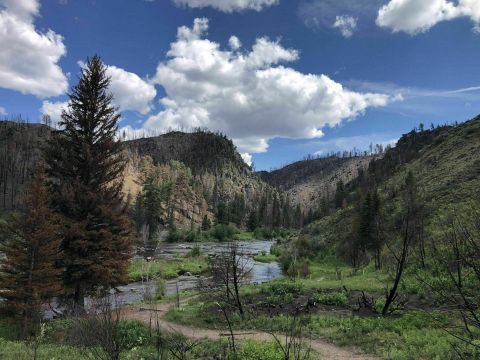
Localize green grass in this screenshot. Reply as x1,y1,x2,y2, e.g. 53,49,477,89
234,231,255,240
253,252,278,263
128,256,209,282
0,340,84,360
164,303,460,360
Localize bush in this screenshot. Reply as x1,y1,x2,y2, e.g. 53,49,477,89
286,259,311,278
315,291,349,306
117,320,150,350
187,245,201,257
155,278,166,300
210,223,239,241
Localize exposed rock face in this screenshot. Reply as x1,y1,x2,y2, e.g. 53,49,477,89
258,156,375,210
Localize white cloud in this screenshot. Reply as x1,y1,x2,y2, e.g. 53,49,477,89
106,65,157,114
0,0,68,97
333,15,358,38
376,0,480,34
76,61,157,114
240,153,252,166
172,0,278,12
40,100,68,127
144,18,392,154
0,106,6,115
229,35,242,50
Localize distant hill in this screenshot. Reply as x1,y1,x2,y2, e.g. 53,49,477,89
258,155,375,210
125,130,250,176
0,122,290,229
301,115,480,260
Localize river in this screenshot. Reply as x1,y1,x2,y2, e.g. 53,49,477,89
44,240,283,318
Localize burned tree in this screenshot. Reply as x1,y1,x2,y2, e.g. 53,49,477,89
0,167,63,338
382,170,419,316
201,241,252,320
431,211,480,355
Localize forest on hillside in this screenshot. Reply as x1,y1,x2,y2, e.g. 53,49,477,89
0,55,479,360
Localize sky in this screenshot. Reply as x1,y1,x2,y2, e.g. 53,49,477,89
1,0,480,170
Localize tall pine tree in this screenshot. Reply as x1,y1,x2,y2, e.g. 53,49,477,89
0,167,63,337
44,55,132,310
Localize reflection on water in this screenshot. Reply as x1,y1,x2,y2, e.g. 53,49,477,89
44,240,283,318
117,240,282,306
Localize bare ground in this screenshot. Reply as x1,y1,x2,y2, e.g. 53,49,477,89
122,302,378,360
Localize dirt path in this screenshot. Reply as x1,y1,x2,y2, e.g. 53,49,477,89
122,303,378,360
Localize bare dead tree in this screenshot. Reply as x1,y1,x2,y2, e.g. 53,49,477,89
165,332,201,360
69,293,125,360
202,241,253,320
382,171,418,316
431,211,480,356
269,314,312,360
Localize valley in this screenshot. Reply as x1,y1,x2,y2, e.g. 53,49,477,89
0,58,479,360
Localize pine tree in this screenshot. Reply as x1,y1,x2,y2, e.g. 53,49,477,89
44,55,132,310
334,180,346,209
0,168,63,337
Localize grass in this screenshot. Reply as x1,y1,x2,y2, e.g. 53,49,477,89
234,231,255,240
128,256,209,282
253,252,278,263
164,302,460,360
0,340,84,360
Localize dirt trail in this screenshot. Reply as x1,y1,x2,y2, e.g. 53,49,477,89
122,303,378,360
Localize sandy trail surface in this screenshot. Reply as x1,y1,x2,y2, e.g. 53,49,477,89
122,302,378,360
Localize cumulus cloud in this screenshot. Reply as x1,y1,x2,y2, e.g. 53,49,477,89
106,65,157,114
41,64,157,127
77,61,157,114
172,0,278,12
143,18,392,154
41,100,69,127
0,0,68,97
299,0,384,33
0,106,6,115
333,15,358,38
376,0,480,34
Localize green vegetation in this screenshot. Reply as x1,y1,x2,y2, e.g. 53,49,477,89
128,256,208,282
253,251,278,263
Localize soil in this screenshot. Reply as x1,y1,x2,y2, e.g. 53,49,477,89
121,301,379,360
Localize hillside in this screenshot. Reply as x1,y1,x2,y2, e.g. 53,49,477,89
0,122,291,229
125,130,250,176
0,121,51,212
258,155,375,210
301,115,480,260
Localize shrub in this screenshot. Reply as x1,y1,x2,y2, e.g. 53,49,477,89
315,292,349,306
117,320,150,350
210,224,239,241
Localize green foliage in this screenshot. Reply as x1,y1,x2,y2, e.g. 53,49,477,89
315,291,348,306
187,245,201,257
253,252,278,263
128,257,208,282
0,339,83,359
0,319,20,341
209,223,239,241
116,320,150,350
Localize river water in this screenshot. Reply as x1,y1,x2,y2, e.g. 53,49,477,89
115,240,283,306
42,240,283,317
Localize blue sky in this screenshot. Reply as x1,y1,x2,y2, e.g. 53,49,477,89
1,0,480,170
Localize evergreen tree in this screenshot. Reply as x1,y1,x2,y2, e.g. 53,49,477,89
44,55,132,310
216,202,229,224
247,210,259,232
334,180,346,209
201,214,212,231
0,168,63,337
